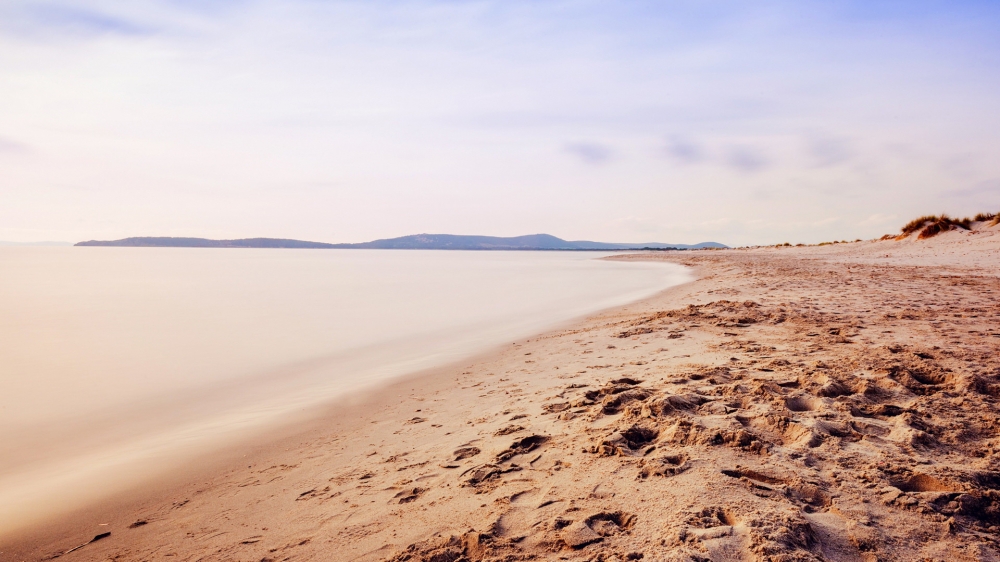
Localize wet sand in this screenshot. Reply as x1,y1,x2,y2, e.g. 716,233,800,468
5,225,1000,562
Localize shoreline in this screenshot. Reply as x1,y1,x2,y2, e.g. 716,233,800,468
0,250,689,546
0,261,698,559
6,232,1000,561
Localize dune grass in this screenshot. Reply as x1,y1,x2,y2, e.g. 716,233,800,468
900,215,942,236
898,212,998,239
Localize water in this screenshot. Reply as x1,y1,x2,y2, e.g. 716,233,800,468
0,247,689,534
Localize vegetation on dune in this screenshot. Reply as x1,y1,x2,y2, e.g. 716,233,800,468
916,216,968,239
900,215,943,236
897,212,998,240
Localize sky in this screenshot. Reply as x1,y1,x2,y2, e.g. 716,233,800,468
1,0,999,246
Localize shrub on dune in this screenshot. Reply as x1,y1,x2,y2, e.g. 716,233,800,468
916,217,955,239
889,212,999,241
899,215,940,237
896,213,985,240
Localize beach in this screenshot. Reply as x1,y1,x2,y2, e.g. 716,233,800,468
6,226,1000,561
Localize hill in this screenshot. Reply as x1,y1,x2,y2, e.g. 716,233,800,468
75,234,727,250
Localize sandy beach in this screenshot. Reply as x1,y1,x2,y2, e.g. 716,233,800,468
6,224,1000,562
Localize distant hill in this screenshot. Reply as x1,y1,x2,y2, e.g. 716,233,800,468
328,233,726,250
75,234,727,251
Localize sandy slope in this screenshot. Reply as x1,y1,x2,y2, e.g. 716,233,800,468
5,226,1000,562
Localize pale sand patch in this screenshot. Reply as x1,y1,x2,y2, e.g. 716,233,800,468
4,227,1000,561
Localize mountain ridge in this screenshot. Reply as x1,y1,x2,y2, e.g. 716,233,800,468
75,234,727,250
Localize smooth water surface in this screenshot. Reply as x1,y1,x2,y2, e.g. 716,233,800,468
0,247,689,533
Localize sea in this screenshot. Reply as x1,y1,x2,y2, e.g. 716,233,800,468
0,247,689,534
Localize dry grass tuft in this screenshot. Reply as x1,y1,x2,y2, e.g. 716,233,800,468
889,211,998,241
918,215,971,239
900,215,939,236
897,214,982,240
916,218,950,239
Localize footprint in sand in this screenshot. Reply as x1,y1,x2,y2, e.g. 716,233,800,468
452,446,481,461
392,487,425,504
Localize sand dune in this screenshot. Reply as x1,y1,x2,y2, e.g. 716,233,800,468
5,225,1000,561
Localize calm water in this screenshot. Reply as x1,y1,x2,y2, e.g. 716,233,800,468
0,248,689,533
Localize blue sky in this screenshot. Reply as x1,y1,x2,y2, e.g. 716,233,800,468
1,1,998,245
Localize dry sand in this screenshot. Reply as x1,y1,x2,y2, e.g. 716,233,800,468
5,225,1000,562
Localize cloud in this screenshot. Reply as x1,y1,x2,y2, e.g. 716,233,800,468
949,179,1000,201
805,134,853,167
726,146,769,172
6,3,155,38
564,142,613,165
664,137,704,164
0,136,29,153
858,213,897,226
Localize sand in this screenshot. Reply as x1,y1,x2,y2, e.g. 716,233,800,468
4,224,1000,562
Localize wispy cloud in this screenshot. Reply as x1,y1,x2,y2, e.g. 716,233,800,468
858,213,897,227
805,134,853,167
726,146,769,173
664,136,704,164
564,142,613,165
950,179,1000,201
0,136,29,153
5,3,156,37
